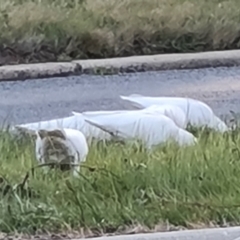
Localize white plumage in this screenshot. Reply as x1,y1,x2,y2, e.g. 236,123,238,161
79,111,197,149
14,114,112,142
139,105,187,129
73,104,187,129
35,128,89,177
13,103,186,145
120,94,229,132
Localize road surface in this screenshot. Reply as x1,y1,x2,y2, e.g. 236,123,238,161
0,66,240,125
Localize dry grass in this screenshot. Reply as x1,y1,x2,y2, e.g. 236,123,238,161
0,0,240,65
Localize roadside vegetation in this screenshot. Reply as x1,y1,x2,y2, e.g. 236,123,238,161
1,127,240,238
1,0,240,65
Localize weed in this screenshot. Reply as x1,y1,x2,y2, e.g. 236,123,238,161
0,128,240,236
1,0,240,65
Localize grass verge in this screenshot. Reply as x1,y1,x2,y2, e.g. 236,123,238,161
0,127,240,238
1,0,240,65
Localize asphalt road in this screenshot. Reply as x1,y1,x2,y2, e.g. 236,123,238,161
1,66,240,126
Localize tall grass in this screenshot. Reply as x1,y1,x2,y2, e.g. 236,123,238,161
0,128,240,237
1,0,240,65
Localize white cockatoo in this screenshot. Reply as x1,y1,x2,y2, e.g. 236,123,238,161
35,128,88,177
120,94,229,132
74,111,197,149
74,104,187,129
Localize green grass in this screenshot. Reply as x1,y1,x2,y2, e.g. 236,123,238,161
1,0,240,65
0,128,240,237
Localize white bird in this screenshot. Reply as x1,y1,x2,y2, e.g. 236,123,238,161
77,111,197,149
35,128,88,177
120,94,229,132
73,104,187,129
13,114,112,143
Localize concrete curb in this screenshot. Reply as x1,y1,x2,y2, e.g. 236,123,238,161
1,49,240,81
83,227,240,240
0,62,82,82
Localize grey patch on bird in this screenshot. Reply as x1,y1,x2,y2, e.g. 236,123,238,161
41,135,74,171
38,129,66,140
84,119,116,137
